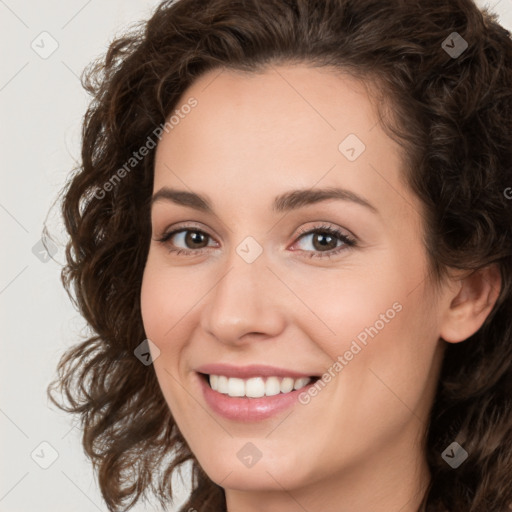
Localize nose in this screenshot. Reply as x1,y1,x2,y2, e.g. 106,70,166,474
199,251,286,347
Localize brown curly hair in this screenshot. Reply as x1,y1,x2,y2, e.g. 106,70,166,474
47,0,512,510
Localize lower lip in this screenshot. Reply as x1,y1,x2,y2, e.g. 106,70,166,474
197,373,315,422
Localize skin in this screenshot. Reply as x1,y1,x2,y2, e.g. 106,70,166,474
140,64,500,512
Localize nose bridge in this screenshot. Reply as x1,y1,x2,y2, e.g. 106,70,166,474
200,241,285,344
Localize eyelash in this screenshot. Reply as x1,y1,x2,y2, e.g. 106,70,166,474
155,223,357,259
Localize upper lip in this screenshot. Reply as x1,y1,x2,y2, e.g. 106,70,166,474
195,363,318,379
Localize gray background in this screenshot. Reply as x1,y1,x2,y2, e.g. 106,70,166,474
1,0,511,511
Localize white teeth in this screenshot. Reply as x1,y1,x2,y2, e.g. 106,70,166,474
208,374,312,397
293,377,310,390
228,377,245,397
265,376,281,396
280,377,294,393
246,377,265,398
217,375,229,394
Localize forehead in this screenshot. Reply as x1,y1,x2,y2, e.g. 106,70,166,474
157,64,384,159
152,64,415,220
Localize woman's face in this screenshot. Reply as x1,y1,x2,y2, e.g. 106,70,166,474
141,64,449,501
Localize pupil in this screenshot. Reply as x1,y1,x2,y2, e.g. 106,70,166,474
314,233,335,251
187,231,206,248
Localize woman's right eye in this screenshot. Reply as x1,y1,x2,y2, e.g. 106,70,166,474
156,228,217,255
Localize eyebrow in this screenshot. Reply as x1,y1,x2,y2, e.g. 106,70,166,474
150,186,378,214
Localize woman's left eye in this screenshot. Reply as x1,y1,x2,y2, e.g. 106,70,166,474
155,224,356,259
292,225,356,258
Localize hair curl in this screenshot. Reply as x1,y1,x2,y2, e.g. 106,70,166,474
47,0,512,511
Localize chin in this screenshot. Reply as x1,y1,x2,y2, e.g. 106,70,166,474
195,447,312,492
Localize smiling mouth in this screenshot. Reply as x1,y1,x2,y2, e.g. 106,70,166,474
198,373,320,398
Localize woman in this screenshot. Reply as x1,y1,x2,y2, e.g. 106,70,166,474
48,0,512,510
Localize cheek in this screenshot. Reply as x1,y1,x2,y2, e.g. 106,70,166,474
317,280,440,433
140,258,206,405
140,258,198,352
286,229,428,350
287,264,410,361
140,266,189,415
292,246,440,412
140,270,168,347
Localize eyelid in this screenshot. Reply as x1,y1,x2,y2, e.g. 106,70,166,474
155,220,216,239
155,221,353,240
294,222,355,240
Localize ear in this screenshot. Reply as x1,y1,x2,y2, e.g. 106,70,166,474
440,265,501,344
